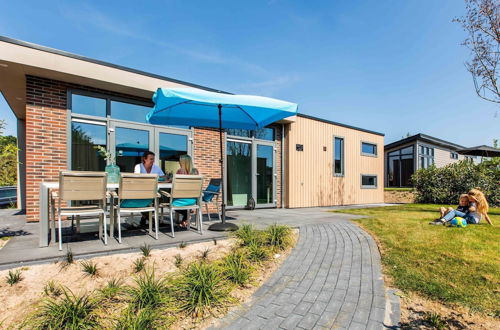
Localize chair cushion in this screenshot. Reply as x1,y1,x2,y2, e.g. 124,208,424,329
172,198,197,207
202,184,220,202
120,199,153,208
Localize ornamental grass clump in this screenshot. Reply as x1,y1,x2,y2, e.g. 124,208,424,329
139,243,152,257
80,260,98,277
99,278,123,301
6,269,22,286
127,268,170,310
222,252,252,286
115,306,159,330
133,257,146,273
177,262,230,317
234,224,263,247
245,243,270,263
43,280,62,297
27,288,99,329
265,224,292,250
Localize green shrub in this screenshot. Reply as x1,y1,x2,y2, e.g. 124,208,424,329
179,241,187,249
65,248,74,264
234,224,262,246
222,252,251,286
6,269,22,286
177,262,229,317
127,268,169,310
28,288,99,329
412,159,500,206
265,224,292,250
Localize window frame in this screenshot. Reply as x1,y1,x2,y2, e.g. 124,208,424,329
361,141,378,157
333,135,345,177
361,174,378,189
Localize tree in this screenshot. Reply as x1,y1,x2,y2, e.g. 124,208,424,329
455,0,500,104
0,121,18,186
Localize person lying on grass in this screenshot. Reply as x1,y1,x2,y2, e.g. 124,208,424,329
431,189,493,225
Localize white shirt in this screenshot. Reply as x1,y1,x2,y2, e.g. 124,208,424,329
134,163,165,176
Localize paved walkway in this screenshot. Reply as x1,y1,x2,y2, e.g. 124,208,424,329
214,209,399,329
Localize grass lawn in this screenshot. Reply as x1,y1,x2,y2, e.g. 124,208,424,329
333,204,500,316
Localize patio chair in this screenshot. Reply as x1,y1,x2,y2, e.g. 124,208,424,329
202,178,222,222
52,171,108,251
109,173,160,243
160,174,204,238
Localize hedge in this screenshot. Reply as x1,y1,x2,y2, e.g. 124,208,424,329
411,159,500,206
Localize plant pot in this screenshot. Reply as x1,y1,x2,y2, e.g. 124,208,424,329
105,164,120,184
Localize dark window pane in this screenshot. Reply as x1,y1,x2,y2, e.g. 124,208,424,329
71,122,106,171
334,137,344,175
72,94,106,117
362,175,377,187
256,145,274,204
388,150,400,156
226,129,252,138
227,141,252,206
111,101,152,123
400,146,413,155
362,142,377,155
159,132,188,175
255,127,275,141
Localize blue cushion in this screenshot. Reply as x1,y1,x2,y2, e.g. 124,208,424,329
172,198,197,207
202,184,220,202
120,199,153,208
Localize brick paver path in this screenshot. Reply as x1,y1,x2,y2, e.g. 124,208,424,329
216,220,387,329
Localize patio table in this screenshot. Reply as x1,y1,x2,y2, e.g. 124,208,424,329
39,181,172,247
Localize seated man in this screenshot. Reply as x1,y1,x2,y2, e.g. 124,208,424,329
134,151,166,178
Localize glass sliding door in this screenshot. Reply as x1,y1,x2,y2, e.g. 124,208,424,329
71,120,107,171
255,144,275,205
226,140,252,207
112,124,152,173
157,131,189,176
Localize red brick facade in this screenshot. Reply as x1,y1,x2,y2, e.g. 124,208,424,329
24,75,282,222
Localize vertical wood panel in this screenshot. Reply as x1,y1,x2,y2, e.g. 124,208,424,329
286,116,384,207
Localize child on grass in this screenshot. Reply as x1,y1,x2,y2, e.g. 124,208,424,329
431,189,492,225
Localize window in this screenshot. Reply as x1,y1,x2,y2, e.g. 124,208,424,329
419,145,434,169
111,100,152,123
255,127,275,141
450,152,458,159
361,175,377,188
71,121,107,171
361,142,377,156
226,127,275,141
159,132,188,175
334,137,344,176
71,94,106,117
387,145,414,187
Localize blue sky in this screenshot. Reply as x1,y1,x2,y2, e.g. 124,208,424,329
0,0,498,146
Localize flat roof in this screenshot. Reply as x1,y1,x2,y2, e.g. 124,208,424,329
385,133,465,151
